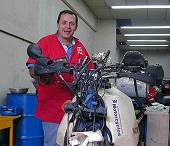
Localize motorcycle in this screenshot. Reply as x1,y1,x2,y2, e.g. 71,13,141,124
27,44,164,146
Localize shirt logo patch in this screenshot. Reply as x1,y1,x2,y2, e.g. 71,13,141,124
77,47,83,55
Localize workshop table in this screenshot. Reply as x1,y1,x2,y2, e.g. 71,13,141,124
0,115,21,146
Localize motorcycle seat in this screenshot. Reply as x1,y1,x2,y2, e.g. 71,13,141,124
121,51,148,68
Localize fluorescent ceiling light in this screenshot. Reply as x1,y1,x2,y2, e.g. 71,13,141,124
121,26,170,29
111,5,170,9
125,34,170,36
129,44,169,47
127,40,168,42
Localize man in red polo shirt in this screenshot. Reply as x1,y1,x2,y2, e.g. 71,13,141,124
26,10,94,146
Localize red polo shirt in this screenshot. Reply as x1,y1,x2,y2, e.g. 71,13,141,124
27,34,94,123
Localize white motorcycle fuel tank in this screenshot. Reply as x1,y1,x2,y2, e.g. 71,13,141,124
57,86,139,146
100,86,139,146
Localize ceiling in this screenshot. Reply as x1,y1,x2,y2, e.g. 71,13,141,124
83,0,170,50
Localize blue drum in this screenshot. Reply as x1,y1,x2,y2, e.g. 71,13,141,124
6,93,43,146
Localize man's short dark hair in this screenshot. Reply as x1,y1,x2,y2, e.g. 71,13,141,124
57,10,78,27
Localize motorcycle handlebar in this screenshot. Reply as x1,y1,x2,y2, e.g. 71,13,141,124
27,44,163,87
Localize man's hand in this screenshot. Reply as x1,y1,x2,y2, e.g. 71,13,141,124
29,69,54,85
39,74,54,85
29,68,39,80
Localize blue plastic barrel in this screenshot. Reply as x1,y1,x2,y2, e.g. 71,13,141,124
6,93,37,116
6,93,44,146
14,116,43,139
15,137,43,146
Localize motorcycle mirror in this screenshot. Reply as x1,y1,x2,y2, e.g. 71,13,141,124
104,50,110,60
27,43,45,59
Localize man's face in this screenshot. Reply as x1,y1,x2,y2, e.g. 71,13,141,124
57,13,77,40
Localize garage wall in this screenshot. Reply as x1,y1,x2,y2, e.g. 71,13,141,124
93,19,119,64
141,50,170,79
0,0,97,104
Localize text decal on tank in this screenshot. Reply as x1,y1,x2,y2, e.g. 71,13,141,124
112,99,123,136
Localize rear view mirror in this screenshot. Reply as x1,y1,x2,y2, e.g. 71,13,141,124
27,43,45,59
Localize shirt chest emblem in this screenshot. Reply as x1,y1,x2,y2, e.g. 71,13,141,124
77,47,83,55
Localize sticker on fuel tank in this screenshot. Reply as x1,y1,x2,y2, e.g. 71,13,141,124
112,99,123,136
